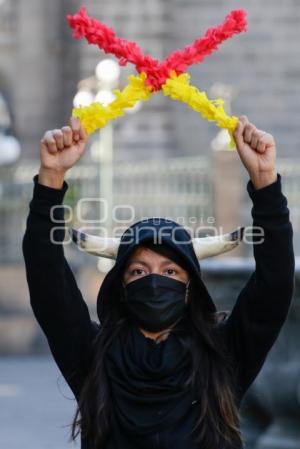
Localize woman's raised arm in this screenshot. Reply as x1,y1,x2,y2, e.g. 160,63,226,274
219,117,295,397
22,118,99,399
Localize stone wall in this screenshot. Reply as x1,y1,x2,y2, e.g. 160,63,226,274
0,0,299,161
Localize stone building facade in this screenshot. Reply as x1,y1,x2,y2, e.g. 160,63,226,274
1,0,300,162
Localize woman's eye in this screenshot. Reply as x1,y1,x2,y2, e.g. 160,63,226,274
165,268,177,276
131,268,145,276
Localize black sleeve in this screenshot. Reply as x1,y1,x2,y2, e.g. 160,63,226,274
22,174,100,398
220,172,295,397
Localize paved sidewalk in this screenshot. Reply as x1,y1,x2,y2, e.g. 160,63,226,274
0,356,80,449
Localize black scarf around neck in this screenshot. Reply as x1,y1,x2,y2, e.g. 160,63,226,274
104,323,195,436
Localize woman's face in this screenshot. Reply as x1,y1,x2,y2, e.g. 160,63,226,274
122,245,190,300
122,246,190,338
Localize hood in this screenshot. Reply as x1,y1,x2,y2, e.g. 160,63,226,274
96,217,217,324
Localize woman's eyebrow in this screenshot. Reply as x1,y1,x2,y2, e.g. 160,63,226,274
160,259,177,265
126,260,148,267
126,258,176,267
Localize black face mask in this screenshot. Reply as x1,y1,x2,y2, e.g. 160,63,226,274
121,273,190,332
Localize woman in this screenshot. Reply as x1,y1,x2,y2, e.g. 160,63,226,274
22,116,295,449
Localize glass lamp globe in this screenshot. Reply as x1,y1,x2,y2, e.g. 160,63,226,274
95,59,120,84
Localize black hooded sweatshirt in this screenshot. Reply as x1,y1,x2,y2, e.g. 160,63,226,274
22,172,295,449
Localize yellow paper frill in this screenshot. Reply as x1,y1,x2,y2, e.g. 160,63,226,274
72,73,153,135
162,72,238,149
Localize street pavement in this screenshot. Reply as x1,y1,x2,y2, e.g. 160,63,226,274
0,355,80,449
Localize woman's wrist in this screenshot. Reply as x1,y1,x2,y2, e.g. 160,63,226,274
38,166,66,189
250,169,277,190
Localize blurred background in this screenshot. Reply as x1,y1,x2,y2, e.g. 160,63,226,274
0,0,300,448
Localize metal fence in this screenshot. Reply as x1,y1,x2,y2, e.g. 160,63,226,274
0,156,299,263
0,155,212,263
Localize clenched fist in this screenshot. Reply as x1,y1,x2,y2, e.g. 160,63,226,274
233,116,277,190
38,117,88,189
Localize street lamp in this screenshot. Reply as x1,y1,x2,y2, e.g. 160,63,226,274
0,92,21,166
95,59,120,273
73,59,122,273
0,134,21,165
95,59,120,85
73,90,94,108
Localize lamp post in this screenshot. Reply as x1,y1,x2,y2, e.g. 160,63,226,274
94,60,120,274
73,59,120,273
73,59,143,272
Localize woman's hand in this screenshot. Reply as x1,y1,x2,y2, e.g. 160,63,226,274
233,116,277,190
38,117,88,189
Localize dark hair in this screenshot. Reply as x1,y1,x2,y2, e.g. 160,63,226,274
69,241,244,448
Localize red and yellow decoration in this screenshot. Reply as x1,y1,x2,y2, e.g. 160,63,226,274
67,5,247,149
